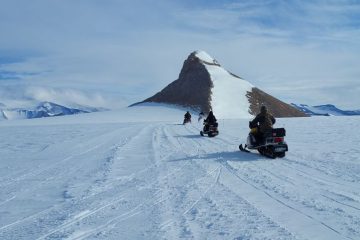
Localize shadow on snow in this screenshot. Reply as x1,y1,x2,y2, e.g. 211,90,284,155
181,134,203,139
169,150,268,163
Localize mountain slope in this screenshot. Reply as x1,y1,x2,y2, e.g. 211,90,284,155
292,103,360,116
0,102,99,120
133,51,214,113
133,51,306,118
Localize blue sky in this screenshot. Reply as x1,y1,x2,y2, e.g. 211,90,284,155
0,0,359,109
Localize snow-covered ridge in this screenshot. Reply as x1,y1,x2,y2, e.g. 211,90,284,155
205,64,254,118
195,50,254,118
291,103,360,116
195,50,220,66
0,101,103,120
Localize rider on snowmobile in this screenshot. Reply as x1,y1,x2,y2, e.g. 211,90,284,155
203,111,218,131
184,111,192,123
250,106,275,145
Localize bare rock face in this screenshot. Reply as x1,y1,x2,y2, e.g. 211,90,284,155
132,51,308,118
133,52,213,113
247,88,307,117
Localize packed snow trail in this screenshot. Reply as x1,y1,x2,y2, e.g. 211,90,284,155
0,109,359,239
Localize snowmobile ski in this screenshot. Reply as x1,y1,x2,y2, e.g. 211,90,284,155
239,144,250,153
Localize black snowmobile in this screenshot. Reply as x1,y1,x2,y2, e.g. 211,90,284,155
200,121,219,137
239,122,288,158
183,116,191,125
183,112,192,125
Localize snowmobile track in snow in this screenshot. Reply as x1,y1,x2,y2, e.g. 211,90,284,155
1,115,360,240
218,161,351,240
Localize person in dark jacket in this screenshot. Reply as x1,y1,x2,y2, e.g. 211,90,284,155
203,111,217,131
250,106,275,144
184,111,191,124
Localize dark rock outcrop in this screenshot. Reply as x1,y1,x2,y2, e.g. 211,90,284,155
247,88,308,118
131,52,213,112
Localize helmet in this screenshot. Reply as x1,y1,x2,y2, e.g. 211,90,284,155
260,105,267,114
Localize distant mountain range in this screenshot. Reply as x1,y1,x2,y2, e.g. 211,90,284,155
0,101,104,120
291,104,360,116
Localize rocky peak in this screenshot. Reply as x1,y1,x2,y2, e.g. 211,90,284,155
131,51,307,118
132,51,214,113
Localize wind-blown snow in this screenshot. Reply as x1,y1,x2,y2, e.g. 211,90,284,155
0,106,359,240
205,64,254,119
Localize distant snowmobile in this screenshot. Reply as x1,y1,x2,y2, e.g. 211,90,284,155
239,122,288,158
183,111,192,125
200,121,219,137
183,117,191,125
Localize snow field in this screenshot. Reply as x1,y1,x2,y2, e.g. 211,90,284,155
0,108,359,239
195,50,254,119
195,50,218,65
202,64,254,119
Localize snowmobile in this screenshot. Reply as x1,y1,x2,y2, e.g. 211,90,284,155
183,117,191,125
200,122,219,137
239,123,288,158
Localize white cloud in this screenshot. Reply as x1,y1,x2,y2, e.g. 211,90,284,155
0,84,127,109
24,87,106,107
0,0,359,109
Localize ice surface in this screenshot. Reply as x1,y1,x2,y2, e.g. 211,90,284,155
0,106,359,240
